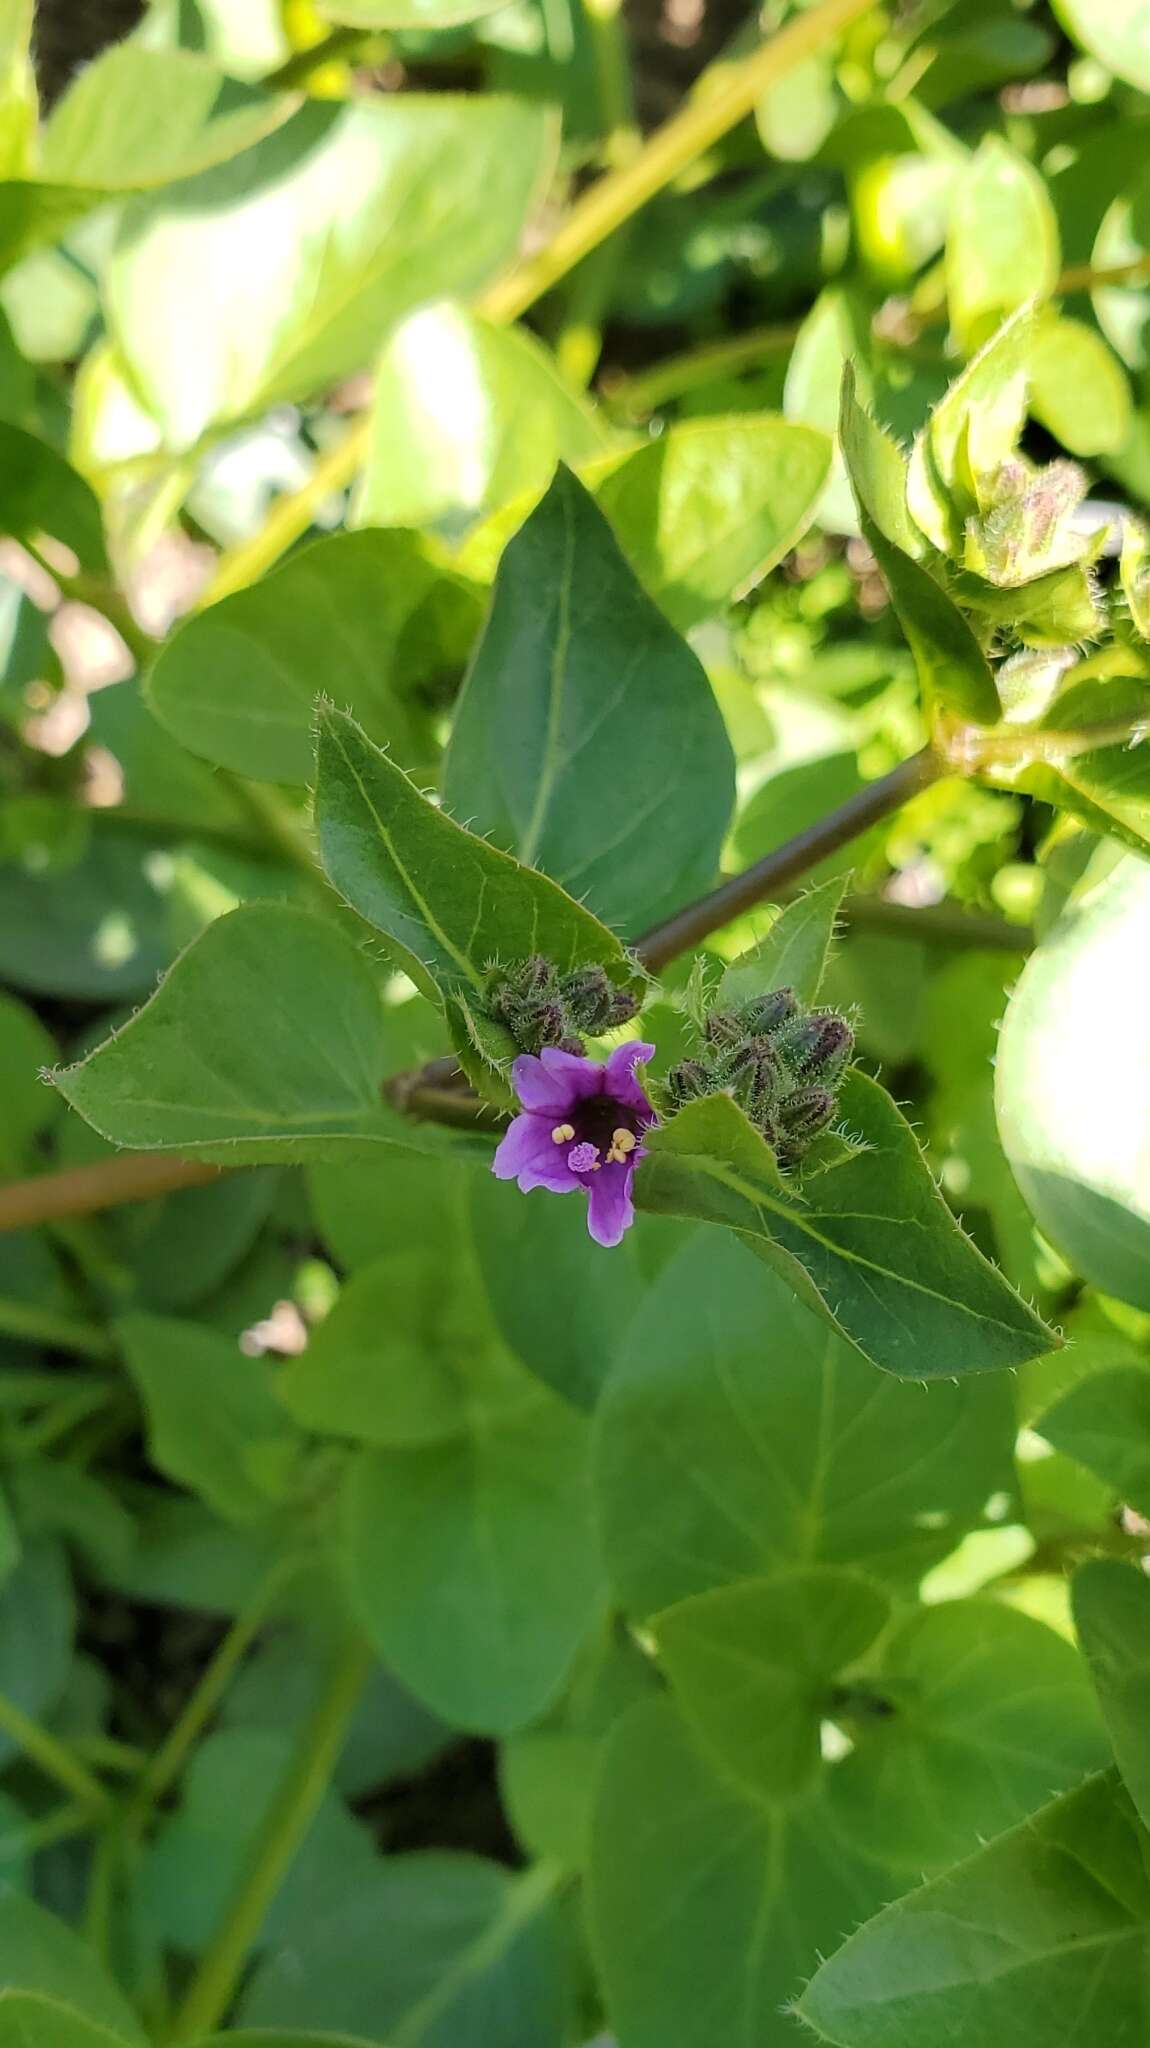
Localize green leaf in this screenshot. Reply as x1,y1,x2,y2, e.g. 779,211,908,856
1073,1559,1150,1832
242,1854,570,2045
0,2000,132,2048
594,1233,1016,1618
946,137,1060,356
0,989,55,1161
0,47,292,274
638,1075,1054,1380
718,876,845,1010
147,530,479,785
0,822,174,1002
116,1312,303,1524
316,707,645,1007
40,47,290,186
591,1696,893,2048
1029,313,1132,457
1003,678,1150,856
356,305,611,535
996,852,1150,1308
108,97,552,448
86,678,255,841
338,1340,603,1732
469,1171,648,1409
592,416,832,631
654,1568,890,1802
907,303,1033,556
840,372,998,722
1039,1368,1150,1517
0,1542,73,1768
442,465,734,932
284,1179,506,1446
1053,0,1150,91
830,1600,1106,1872
54,903,421,1163
144,1728,378,1956
0,1893,146,2043
798,1773,1150,2047
836,365,920,554
0,422,106,571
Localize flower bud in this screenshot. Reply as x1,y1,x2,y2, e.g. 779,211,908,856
666,1058,711,1108
776,1084,837,1163
782,1011,853,1082
740,987,798,1036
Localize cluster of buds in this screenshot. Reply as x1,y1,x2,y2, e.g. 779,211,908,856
485,956,639,1056
964,456,1090,589
666,986,854,1170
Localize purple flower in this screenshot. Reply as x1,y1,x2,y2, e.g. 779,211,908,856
492,1041,658,1248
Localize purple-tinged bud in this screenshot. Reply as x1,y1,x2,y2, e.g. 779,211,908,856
524,955,553,991
704,1008,743,1047
606,988,640,1028
777,1084,836,1150
741,987,798,1036
557,1033,587,1056
785,1011,853,1082
666,1058,710,1108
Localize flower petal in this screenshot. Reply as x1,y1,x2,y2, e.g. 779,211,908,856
492,1113,581,1193
605,1040,658,1121
586,1158,636,1247
510,1054,570,1115
539,1045,605,1100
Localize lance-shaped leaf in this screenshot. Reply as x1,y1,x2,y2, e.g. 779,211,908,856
840,370,999,724
443,465,735,934
906,303,1034,556
54,903,430,1163
316,707,645,1009
1073,1559,1150,1834
637,1074,1055,1379
798,1773,1150,2048
718,876,845,1010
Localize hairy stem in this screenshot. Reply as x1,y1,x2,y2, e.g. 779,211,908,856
168,1634,371,2042
635,746,946,972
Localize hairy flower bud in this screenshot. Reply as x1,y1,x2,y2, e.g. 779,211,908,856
741,987,798,1036
781,1011,854,1083
666,1058,711,1108
776,1084,837,1164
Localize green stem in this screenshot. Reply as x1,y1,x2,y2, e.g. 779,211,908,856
126,1559,297,1842
1,1800,94,1857
635,745,946,973
12,1384,113,1457
0,1692,114,1817
0,1297,113,1363
202,0,870,601
479,0,871,325
602,319,801,416
262,23,372,88
167,1634,371,2043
